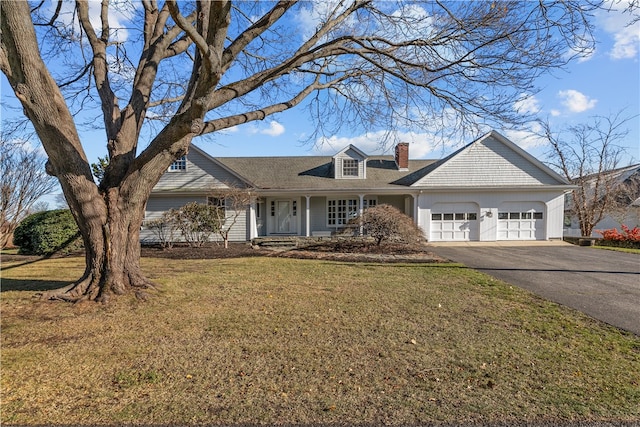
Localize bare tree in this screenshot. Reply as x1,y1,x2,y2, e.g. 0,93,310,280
539,112,636,237
0,138,57,248
0,1,599,302
208,186,254,249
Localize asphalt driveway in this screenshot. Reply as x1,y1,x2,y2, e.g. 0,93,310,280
429,243,640,336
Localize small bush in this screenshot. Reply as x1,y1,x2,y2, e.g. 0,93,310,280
595,225,640,249
166,202,221,247
347,204,426,246
13,209,82,255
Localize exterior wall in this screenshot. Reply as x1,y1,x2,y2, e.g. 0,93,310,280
417,190,566,241
378,195,408,214
415,136,561,187
142,194,248,244
154,148,244,192
309,196,328,233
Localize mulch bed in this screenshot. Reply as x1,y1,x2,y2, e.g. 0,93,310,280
141,241,446,263
3,241,446,263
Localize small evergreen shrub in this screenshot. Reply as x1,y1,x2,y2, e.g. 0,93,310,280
13,209,82,255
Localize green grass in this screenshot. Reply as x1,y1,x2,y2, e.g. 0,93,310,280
2,256,639,425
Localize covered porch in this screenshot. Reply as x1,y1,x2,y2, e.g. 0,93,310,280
248,192,419,240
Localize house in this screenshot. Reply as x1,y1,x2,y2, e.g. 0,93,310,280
564,163,640,237
143,130,574,243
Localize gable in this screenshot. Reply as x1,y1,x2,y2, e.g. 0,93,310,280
413,132,568,187
153,145,248,192
333,145,368,179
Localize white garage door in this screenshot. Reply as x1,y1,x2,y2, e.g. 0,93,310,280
497,202,545,240
430,203,479,241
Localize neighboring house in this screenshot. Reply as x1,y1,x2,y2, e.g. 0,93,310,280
143,130,574,243
564,163,640,237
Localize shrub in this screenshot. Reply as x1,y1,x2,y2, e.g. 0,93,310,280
347,204,426,246
13,209,82,255
146,217,176,249
165,202,221,247
596,225,640,249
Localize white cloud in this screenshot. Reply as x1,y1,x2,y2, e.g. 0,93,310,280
501,122,547,151
256,121,285,137
513,94,541,114
558,89,597,113
295,1,356,40
51,0,138,43
312,130,455,159
597,0,640,60
551,109,562,117
219,125,239,134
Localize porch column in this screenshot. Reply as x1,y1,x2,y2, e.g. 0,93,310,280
412,194,419,225
359,194,365,236
249,197,258,239
305,195,311,237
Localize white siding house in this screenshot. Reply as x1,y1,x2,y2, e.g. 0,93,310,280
145,131,573,243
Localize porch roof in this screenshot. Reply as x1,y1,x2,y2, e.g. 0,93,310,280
215,156,436,191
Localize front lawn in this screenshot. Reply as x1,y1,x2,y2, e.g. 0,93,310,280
1,256,639,425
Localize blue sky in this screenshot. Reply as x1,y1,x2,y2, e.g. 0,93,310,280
1,1,639,174
204,3,640,164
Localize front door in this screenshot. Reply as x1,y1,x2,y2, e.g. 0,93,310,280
276,200,292,233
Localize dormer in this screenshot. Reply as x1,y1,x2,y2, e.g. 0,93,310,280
333,145,368,179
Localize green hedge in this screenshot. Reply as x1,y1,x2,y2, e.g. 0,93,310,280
596,239,640,250
13,209,82,255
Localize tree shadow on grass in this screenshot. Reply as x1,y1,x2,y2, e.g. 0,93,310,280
0,278,70,292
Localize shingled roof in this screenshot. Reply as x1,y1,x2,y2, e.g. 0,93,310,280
215,155,436,191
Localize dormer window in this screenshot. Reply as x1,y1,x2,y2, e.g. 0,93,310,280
333,144,368,179
169,155,186,171
342,159,358,176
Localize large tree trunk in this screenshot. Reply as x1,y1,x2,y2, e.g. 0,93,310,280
1,2,194,303
41,188,154,303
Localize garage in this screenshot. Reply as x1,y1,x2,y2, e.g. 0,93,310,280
497,202,545,240
430,203,479,241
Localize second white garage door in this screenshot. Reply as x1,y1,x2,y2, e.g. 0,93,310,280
430,203,479,241
497,202,546,240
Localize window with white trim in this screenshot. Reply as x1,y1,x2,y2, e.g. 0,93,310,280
327,198,376,226
169,155,186,171
342,159,358,177
498,211,544,220
431,212,477,221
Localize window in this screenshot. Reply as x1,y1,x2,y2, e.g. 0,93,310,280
327,198,375,226
432,212,477,221
169,155,186,171
207,196,225,215
498,211,544,220
342,159,358,177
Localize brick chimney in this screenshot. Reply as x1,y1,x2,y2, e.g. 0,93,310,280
395,143,409,171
